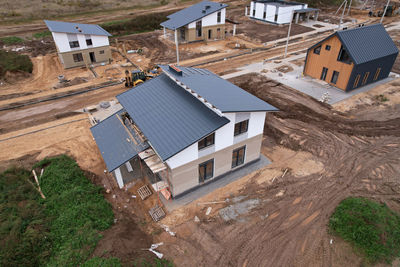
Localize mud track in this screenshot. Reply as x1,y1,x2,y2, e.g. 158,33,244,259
160,74,400,267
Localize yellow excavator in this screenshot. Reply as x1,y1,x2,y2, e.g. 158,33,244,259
124,69,157,87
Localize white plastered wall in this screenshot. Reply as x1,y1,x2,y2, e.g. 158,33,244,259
188,8,226,29
51,32,109,53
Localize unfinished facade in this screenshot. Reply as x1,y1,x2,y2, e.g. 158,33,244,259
304,24,398,91
91,65,278,199
45,20,112,69
161,1,227,43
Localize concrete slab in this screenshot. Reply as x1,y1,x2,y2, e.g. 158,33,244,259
161,154,271,212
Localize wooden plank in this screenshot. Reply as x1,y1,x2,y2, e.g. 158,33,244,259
138,148,155,160
137,185,152,200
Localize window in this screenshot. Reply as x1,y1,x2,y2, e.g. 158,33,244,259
69,41,79,48
313,45,321,55
196,20,202,37
331,71,339,84
337,45,351,64
234,120,248,136
99,50,104,54
198,133,215,150
325,45,331,51
263,11,266,19
274,14,278,22
217,11,221,23
86,38,93,46
374,68,381,81
362,72,370,85
199,159,214,182
72,53,83,62
320,67,328,81
208,29,212,39
353,74,360,88
253,9,255,16
232,146,246,168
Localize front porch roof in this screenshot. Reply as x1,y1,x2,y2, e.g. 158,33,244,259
90,109,149,172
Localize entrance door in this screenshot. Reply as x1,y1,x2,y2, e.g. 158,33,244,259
180,27,185,41
89,52,96,63
208,29,212,39
217,28,221,39
320,67,328,81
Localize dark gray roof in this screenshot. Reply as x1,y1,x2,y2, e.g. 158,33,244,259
309,24,398,65
159,65,279,113
117,74,230,161
161,1,228,30
90,109,149,172
44,20,111,36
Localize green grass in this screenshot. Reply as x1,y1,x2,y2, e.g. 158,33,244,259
329,197,400,264
0,36,24,45
82,257,122,267
0,49,33,78
0,155,117,266
133,258,174,267
33,31,52,39
100,12,172,36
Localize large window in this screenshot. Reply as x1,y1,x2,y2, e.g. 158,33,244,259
234,120,248,136
199,159,214,182
320,67,328,81
217,11,221,23
196,20,202,37
72,53,83,62
198,133,215,150
331,71,339,84
232,146,246,168
313,45,321,55
69,41,79,48
337,45,351,64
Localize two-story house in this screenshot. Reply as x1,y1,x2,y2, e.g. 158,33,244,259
161,1,227,43
91,65,278,198
304,24,398,91
44,20,112,69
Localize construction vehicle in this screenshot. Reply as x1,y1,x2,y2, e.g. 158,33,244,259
124,69,154,87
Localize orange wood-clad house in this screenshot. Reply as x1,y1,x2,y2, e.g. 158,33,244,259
304,24,398,92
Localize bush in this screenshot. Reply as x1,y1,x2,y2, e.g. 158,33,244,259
329,197,400,264
0,36,24,45
0,49,33,78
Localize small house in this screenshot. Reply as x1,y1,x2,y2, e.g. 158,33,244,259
91,65,278,198
161,1,227,43
247,0,318,24
304,24,399,91
44,20,112,69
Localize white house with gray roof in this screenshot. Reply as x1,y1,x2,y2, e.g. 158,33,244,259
91,65,278,199
44,20,112,69
161,1,227,43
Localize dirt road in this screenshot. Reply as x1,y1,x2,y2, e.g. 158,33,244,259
156,74,400,267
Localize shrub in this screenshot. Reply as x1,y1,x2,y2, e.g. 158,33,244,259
0,36,24,45
0,49,33,78
329,197,400,264
33,31,52,39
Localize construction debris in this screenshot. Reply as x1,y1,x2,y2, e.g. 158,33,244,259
137,184,153,200
149,205,166,222
148,243,164,259
194,216,200,222
160,224,176,236
206,207,212,216
32,170,46,199
197,199,229,205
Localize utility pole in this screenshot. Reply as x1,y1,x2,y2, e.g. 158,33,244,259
380,0,390,23
339,0,347,29
174,29,179,65
284,10,294,58
335,0,346,15
347,0,352,15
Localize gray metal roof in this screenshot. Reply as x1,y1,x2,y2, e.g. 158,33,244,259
117,74,230,161
294,8,319,13
309,24,398,65
44,20,111,36
161,1,228,30
336,24,398,65
90,109,149,172
159,65,279,113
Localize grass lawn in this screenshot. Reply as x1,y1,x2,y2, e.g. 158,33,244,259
0,49,33,78
0,36,24,45
329,197,400,264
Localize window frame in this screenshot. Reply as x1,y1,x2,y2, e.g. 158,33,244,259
263,11,266,19
320,67,328,81
217,11,221,23
86,38,93,46
252,9,255,16
337,45,351,64
99,50,105,54
362,72,370,85
325,45,331,51
198,159,214,183
69,40,80,48
374,68,381,81
331,71,339,84
234,119,249,136
353,74,360,88
198,132,215,150
72,53,83,62
232,146,246,168
196,20,202,37
313,45,321,55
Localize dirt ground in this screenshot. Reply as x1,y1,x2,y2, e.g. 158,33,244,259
149,73,400,267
